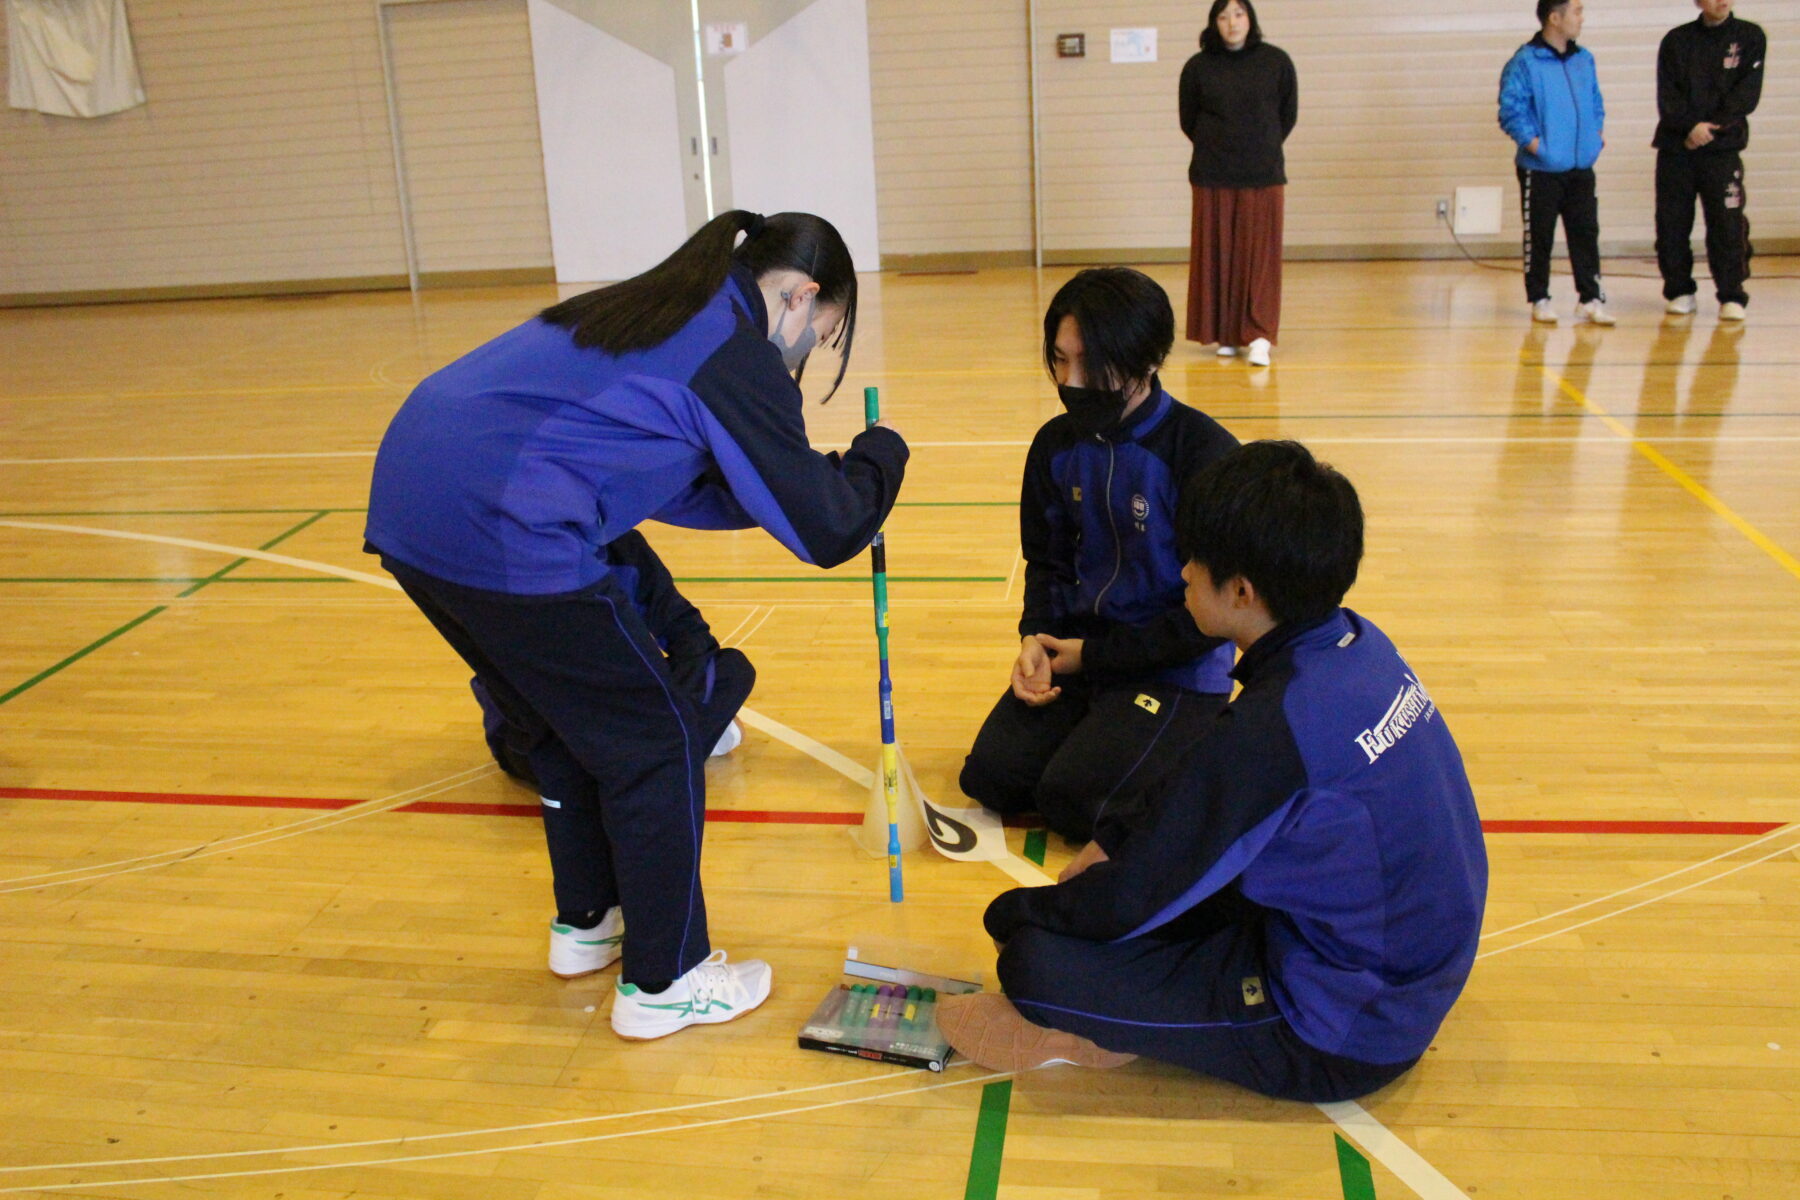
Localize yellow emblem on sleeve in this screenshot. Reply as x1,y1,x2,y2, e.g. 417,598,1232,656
1133,694,1161,715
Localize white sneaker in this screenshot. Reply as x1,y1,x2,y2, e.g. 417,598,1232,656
1576,300,1616,327
1247,338,1272,366
1531,300,1558,324
1216,345,1237,357
1720,301,1747,321
610,949,772,1040
1665,294,1697,315
548,907,623,979
708,718,743,758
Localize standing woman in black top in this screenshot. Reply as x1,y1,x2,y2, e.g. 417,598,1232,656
1179,0,1297,367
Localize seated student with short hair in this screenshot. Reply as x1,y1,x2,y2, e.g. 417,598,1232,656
939,441,1487,1102
959,267,1240,843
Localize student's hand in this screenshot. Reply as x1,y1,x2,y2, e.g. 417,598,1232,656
1011,637,1061,706
873,417,903,438
1686,122,1718,149
1058,840,1110,883
1526,137,1540,155
1033,634,1084,675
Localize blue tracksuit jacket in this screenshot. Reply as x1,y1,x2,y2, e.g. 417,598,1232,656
986,609,1488,1065
1499,34,1606,172
1019,384,1238,694
366,265,908,593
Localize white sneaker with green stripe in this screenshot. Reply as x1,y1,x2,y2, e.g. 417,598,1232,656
610,949,772,1040
548,907,623,979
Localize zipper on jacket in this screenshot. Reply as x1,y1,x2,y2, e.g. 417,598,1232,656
1092,439,1123,614
1562,57,1581,158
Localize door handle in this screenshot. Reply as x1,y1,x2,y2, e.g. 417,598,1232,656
710,136,718,155
691,137,698,155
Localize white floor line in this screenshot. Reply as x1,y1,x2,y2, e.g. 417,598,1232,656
1477,837,1800,960
0,768,497,895
1479,822,1799,940
0,521,399,588
1319,1100,1473,1200
1002,549,1022,602
0,1065,949,1176
0,1071,1012,1194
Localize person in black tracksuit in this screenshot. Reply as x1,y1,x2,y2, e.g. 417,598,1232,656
1654,0,1766,315
471,529,755,790
960,268,1239,843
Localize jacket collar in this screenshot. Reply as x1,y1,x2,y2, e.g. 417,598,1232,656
1230,609,1351,684
726,262,766,332
1529,31,1580,60
1101,378,1172,444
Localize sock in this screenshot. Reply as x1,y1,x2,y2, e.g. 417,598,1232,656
557,910,600,929
632,980,672,994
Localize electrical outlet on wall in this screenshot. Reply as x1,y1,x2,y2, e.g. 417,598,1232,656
1436,199,1449,219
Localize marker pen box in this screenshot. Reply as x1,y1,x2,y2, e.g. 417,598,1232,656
797,948,983,1071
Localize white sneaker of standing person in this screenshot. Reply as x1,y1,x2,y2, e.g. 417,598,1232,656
548,906,623,979
1247,337,1272,367
1216,345,1237,357
610,949,772,1040
1575,300,1616,327
1720,301,1747,322
1665,293,1697,315
1531,299,1558,324
709,718,743,758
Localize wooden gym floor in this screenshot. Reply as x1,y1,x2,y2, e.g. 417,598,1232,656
1,258,1797,1199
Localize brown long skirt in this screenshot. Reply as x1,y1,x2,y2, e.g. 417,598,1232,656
1186,184,1285,347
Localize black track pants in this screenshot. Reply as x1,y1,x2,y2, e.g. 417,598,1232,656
1518,165,1604,305
1655,148,1752,307
960,678,1227,842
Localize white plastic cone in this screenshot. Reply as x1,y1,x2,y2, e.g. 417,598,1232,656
852,748,928,856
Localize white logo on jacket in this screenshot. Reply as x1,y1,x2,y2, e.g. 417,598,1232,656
1354,674,1436,764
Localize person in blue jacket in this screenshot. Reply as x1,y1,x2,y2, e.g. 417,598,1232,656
365,210,908,1041
959,268,1239,844
1498,0,1616,327
938,441,1488,1101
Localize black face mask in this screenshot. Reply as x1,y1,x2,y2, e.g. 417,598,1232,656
1057,384,1128,437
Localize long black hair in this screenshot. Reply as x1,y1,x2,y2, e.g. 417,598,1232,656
1042,267,1174,392
1198,0,1264,52
541,209,858,401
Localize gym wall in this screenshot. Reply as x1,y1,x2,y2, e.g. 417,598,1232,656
1,0,1792,302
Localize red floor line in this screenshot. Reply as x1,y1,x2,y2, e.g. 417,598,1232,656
0,787,1783,836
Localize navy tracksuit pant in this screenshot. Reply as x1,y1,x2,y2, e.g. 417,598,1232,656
383,554,741,987
960,678,1229,843
997,894,1418,1102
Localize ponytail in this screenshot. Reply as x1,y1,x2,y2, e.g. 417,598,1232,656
541,209,859,402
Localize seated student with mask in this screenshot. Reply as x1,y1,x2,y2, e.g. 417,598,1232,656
958,267,1239,844
939,441,1488,1103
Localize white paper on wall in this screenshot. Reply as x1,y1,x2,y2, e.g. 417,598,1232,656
6,0,145,118
1109,27,1157,64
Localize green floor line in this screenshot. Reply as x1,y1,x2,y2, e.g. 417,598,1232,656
0,606,167,708
964,1079,1014,1200
175,510,333,599
1335,1133,1378,1200
1022,828,1048,866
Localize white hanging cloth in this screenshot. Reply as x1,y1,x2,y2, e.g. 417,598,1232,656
7,0,145,118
